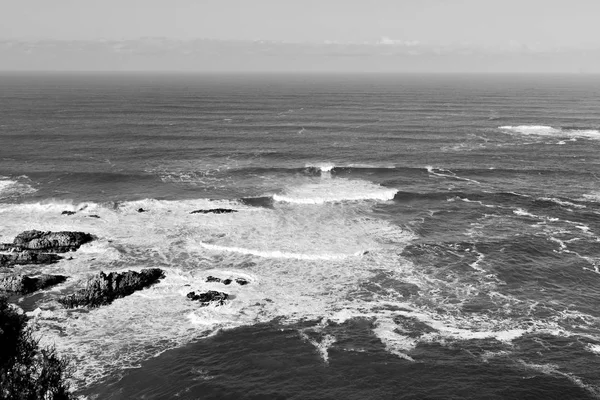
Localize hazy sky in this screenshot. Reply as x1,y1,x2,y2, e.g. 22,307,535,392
1,0,598,47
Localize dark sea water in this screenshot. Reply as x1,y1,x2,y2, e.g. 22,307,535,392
1,73,600,399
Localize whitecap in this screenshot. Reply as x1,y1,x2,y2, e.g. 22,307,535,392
272,178,397,204
0,178,36,199
499,125,600,140
196,242,363,260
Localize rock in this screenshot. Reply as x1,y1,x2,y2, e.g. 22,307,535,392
187,290,228,306
0,252,62,268
0,230,94,253
205,276,249,286
0,274,68,294
58,268,165,308
137,208,147,213
88,215,101,219
61,211,76,216
190,209,237,215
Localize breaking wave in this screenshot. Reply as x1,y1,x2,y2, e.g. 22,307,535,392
272,178,397,204
499,125,600,139
0,178,36,199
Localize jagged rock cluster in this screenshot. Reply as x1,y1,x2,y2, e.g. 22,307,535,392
0,252,62,267
206,275,249,285
0,230,94,253
0,274,68,295
190,208,237,214
187,290,229,306
58,268,165,308
1,230,252,311
0,230,94,268
0,230,95,295
186,275,251,306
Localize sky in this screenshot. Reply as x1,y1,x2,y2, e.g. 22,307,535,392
1,0,599,72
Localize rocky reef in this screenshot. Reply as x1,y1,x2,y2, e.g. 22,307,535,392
190,208,237,214
0,230,94,253
0,274,68,295
206,275,249,285
187,290,229,306
0,252,62,268
58,268,165,308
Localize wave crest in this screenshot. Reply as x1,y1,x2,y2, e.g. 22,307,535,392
273,178,397,204
499,125,600,139
0,178,37,199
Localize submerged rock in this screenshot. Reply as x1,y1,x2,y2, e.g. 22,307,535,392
61,211,76,216
58,268,165,308
0,274,68,295
0,252,62,268
235,278,249,286
187,290,228,306
0,230,94,253
190,209,237,215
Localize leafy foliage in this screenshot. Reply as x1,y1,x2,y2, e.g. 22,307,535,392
0,296,73,400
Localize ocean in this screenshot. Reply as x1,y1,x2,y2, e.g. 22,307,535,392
1,72,600,399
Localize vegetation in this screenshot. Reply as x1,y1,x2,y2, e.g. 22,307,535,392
0,296,73,400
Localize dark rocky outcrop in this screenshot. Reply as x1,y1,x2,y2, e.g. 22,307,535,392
137,208,148,213
187,290,228,306
235,278,249,286
190,209,237,215
0,252,62,268
61,211,76,216
0,274,68,295
205,276,249,286
0,230,94,253
88,215,101,219
58,268,164,308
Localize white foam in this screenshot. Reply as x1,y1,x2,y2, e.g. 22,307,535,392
196,242,363,260
583,192,600,203
587,344,600,355
305,162,335,172
513,208,537,218
517,360,600,397
425,166,480,184
469,251,486,272
373,317,416,361
499,125,600,140
539,197,586,209
272,178,397,204
0,178,36,199
299,330,337,364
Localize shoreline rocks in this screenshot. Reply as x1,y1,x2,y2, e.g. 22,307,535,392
206,275,249,286
0,230,94,253
187,290,228,306
0,274,68,295
190,209,237,215
58,268,165,308
0,252,62,268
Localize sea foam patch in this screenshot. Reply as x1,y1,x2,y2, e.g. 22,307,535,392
8,188,600,390
273,178,397,204
499,125,600,139
0,178,36,199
